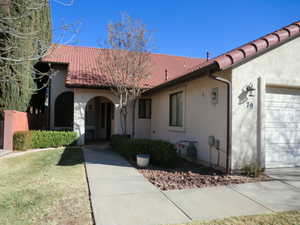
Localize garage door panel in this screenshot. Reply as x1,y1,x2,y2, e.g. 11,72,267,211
265,101,300,110
265,143,300,152
265,87,300,168
265,109,300,123
265,144,300,168
265,128,300,144
265,131,297,144
265,122,300,129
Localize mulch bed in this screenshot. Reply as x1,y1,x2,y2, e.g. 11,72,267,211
135,159,271,191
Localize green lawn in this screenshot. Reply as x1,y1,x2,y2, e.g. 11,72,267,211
172,211,300,225
0,148,93,225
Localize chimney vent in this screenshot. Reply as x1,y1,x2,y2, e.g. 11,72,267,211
165,69,168,81
206,51,211,61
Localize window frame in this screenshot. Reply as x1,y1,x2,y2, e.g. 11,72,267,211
138,98,152,119
168,87,186,132
169,91,184,127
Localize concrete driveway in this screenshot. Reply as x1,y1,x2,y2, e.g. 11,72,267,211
266,167,300,189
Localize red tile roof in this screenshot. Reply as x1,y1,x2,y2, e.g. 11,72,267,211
42,45,205,88
143,21,300,94
43,21,300,91
214,21,300,69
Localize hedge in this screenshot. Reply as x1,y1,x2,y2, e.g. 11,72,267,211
111,135,178,167
13,130,78,150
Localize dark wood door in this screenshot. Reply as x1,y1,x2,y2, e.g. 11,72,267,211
106,103,112,140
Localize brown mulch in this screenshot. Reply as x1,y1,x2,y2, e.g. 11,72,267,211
136,159,271,191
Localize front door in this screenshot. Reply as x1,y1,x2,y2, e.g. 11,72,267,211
106,102,112,140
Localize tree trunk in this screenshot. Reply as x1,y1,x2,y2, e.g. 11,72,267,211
124,108,127,135
120,106,127,135
131,99,137,139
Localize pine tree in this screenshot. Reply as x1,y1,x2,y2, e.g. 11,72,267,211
0,0,51,119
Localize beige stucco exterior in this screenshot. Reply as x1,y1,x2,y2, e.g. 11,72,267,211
148,75,228,170
73,88,120,145
48,35,300,172
49,65,73,130
49,66,151,145
230,36,300,170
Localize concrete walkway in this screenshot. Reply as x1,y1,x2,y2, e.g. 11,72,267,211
83,145,300,225
0,150,11,158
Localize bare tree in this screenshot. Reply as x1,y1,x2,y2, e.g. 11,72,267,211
98,13,152,138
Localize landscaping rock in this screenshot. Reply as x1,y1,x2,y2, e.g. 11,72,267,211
136,159,270,190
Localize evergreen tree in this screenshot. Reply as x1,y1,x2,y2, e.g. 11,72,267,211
0,0,51,118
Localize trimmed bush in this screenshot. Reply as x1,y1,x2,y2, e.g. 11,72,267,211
13,130,78,150
111,135,178,167
13,131,33,150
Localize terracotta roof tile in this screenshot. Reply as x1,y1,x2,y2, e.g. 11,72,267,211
144,20,300,94
42,45,205,88
43,20,300,92
214,20,300,69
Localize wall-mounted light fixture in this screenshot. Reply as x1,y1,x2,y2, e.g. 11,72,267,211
211,87,219,104
245,83,256,97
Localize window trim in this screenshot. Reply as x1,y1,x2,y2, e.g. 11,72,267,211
168,88,186,132
138,98,152,119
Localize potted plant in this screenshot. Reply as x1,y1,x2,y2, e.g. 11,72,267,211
136,153,150,167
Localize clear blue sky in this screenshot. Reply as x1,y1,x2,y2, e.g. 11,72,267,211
51,0,300,58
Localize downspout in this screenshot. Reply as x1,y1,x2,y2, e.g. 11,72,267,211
208,70,232,174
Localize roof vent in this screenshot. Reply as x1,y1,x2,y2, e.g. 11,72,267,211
206,51,211,61
165,69,168,81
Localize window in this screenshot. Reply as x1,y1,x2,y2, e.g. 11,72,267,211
169,91,183,127
54,92,74,127
139,99,151,119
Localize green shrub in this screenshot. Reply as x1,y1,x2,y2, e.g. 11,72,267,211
13,130,78,150
241,163,263,178
13,131,33,150
111,135,178,167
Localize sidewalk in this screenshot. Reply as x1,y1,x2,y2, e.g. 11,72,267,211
83,145,189,225
83,145,300,225
0,150,11,158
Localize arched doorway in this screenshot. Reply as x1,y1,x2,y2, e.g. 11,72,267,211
54,91,74,130
85,96,114,143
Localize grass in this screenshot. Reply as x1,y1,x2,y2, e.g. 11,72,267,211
172,211,300,225
0,147,93,225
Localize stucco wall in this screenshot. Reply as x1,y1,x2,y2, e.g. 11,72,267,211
3,110,29,150
49,65,73,129
73,88,120,144
148,75,228,169
73,88,150,144
230,36,300,170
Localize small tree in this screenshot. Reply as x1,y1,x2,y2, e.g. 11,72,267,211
98,13,152,138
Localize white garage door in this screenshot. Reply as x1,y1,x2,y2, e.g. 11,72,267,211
265,87,300,168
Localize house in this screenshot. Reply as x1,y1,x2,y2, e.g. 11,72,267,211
42,20,300,173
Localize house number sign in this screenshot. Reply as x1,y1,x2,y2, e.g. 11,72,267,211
238,82,255,109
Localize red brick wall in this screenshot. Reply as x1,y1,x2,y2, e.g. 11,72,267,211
3,110,29,150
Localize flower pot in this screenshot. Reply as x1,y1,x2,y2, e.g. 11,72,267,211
136,154,150,168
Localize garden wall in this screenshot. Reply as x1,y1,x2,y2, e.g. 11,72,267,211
3,110,29,151
0,120,3,148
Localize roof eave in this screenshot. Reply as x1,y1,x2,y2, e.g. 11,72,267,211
219,32,300,71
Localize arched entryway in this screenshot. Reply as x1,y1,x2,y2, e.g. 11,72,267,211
85,96,114,143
